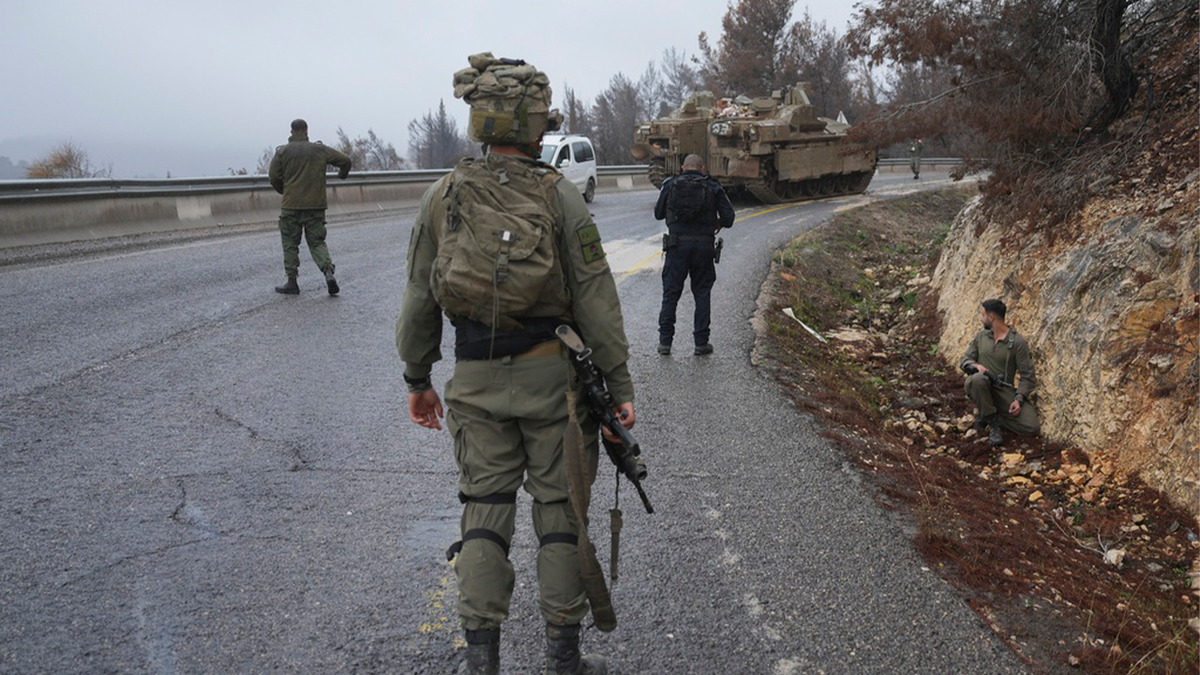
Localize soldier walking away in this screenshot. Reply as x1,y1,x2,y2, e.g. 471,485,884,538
909,138,924,180
654,154,735,356
397,52,636,675
960,299,1041,446
268,118,352,295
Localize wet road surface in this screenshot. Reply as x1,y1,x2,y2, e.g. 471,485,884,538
0,172,1027,674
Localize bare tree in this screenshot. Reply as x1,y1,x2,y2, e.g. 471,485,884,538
255,146,274,174
660,47,699,111
789,12,856,119
25,141,111,179
562,85,594,136
407,100,473,169
336,128,408,171
589,73,643,164
846,0,1193,224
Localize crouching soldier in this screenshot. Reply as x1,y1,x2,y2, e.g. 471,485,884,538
960,299,1040,446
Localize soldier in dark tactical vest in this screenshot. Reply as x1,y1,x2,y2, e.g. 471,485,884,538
654,154,736,356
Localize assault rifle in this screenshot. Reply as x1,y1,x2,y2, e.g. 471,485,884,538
962,363,1012,388
555,325,654,514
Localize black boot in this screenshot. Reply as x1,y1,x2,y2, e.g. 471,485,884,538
544,623,606,675
274,276,299,295
324,269,339,296
457,629,499,675
987,415,1004,446
973,415,988,435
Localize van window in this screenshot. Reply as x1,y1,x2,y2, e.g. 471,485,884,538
572,141,594,163
555,145,572,167
539,143,559,164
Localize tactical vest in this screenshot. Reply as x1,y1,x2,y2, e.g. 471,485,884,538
430,157,570,331
668,174,718,229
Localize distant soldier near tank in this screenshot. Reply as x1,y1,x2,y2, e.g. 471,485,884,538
909,138,924,180
397,52,635,675
654,153,736,356
961,299,1041,446
268,118,352,295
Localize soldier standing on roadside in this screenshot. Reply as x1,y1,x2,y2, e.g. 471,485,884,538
268,118,352,295
397,53,635,675
961,299,1041,446
654,154,735,356
909,138,924,180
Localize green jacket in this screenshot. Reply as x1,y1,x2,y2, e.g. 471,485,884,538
268,134,352,210
396,154,634,404
961,327,1037,398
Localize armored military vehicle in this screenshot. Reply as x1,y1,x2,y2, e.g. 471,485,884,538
630,85,876,203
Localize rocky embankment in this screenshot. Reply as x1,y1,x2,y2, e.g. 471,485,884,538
932,165,1198,514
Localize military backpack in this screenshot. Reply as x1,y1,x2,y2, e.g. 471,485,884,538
430,157,569,330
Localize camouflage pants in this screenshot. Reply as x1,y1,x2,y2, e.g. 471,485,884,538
443,346,596,631
965,372,1041,436
278,209,334,277
910,156,922,177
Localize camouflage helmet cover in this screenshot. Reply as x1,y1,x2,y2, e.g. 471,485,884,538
454,52,561,144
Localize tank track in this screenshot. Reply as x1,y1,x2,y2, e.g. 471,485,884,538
647,160,667,189
743,170,875,204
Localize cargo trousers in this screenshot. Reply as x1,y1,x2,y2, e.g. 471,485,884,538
278,208,335,278
965,372,1041,436
658,237,717,347
443,345,596,631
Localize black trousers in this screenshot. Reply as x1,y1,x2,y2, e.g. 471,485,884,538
658,238,716,346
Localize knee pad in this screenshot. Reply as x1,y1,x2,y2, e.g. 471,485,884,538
532,498,578,549
446,491,517,561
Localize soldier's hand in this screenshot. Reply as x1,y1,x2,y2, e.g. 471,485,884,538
602,402,635,443
973,363,989,374
1008,399,1021,416
408,389,444,430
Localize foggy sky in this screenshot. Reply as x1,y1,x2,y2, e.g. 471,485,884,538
1,0,859,177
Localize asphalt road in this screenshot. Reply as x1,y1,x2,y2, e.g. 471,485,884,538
0,171,1027,674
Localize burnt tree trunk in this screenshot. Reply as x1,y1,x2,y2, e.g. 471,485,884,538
1090,0,1139,125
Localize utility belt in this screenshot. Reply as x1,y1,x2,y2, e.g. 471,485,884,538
662,232,716,249
453,316,568,361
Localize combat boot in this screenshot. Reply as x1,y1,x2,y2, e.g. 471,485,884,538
987,415,1005,446
323,268,339,296
274,276,299,295
457,629,500,675
544,623,606,675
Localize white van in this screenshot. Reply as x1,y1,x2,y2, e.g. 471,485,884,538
539,134,598,202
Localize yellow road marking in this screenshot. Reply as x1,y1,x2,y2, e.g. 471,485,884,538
617,249,663,283
740,202,802,220
418,561,465,649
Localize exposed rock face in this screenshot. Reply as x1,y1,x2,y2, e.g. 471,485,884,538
932,194,1199,511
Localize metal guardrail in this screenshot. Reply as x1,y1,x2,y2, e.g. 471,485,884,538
877,157,961,167
0,166,650,201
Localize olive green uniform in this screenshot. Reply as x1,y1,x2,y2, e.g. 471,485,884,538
268,134,352,277
909,140,924,178
396,153,633,632
961,328,1040,435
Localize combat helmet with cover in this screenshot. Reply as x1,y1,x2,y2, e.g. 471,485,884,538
431,54,569,331
454,52,564,145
